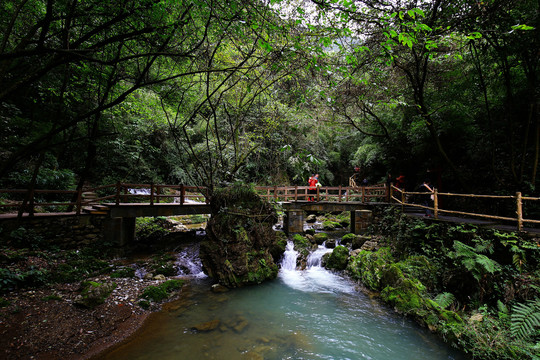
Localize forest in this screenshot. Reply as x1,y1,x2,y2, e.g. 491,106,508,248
0,0,539,359
0,0,538,195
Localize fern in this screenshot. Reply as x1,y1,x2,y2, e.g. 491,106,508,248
434,292,455,309
450,241,501,282
511,298,540,340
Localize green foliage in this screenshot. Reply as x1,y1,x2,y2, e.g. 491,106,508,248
449,241,501,283
110,267,136,279
0,297,10,307
0,268,22,293
511,299,540,341
135,217,171,242
433,293,456,310
9,227,44,250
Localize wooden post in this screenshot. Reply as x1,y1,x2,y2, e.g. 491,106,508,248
346,187,349,202
150,183,154,205
156,185,160,204
516,192,523,231
123,184,128,203
274,186,278,201
361,186,365,203
316,186,320,202
76,188,82,215
433,188,438,219
180,184,185,205
294,185,298,202
339,185,342,202
401,189,405,212
115,182,121,205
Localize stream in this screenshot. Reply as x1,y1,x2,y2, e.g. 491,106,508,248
97,240,466,360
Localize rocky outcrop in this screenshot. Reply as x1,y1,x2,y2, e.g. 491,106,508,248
199,184,279,288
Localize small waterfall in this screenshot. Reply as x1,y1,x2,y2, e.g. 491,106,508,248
280,241,298,271
176,243,206,278
306,243,333,268
279,240,355,294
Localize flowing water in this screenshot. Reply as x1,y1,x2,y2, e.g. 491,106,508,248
97,241,466,360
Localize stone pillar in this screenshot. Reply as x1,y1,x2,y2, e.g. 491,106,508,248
103,217,136,246
121,217,136,245
351,210,372,235
284,210,304,235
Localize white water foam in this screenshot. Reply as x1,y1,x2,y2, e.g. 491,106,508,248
279,240,355,294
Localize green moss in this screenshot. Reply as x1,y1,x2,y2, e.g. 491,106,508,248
313,232,328,245
110,267,136,278
77,281,117,308
322,220,341,230
346,247,394,291
340,233,357,246
140,279,184,302
293,234,312,258
325,246,350,270
246,258,278,284
138,300,150,309
381,279,425,314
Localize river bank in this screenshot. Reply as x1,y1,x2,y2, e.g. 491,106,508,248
0,261,187,360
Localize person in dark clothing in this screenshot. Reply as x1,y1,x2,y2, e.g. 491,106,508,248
419,179,434,217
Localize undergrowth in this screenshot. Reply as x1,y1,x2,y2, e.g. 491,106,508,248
356,206,540,359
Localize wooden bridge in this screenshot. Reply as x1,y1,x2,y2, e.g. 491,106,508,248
0,182,539,243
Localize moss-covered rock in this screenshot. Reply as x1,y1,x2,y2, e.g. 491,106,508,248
269,231,288,262
292,234,313,269
199,183,279,288
340,233,357,246
351,235,370,250
75,281,116,308
325,246,349,270
346,247,394,291
322,220,341,230
313,232,328,245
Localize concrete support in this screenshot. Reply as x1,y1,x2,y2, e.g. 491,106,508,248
351,210,372,235
284,210,304,235
103,217,136,246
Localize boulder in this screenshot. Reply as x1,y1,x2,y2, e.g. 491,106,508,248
199,184,279,288
192,319,220,332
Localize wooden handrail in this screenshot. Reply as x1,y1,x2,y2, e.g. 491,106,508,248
1,183,538,231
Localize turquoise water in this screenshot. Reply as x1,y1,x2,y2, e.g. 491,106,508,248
98,243,466,360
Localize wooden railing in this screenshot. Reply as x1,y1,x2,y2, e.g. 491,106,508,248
0,183,208,217
390,185,540,231
2,181,538,231
255,184,388,203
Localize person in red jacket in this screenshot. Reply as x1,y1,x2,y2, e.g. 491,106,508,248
308,174,318,201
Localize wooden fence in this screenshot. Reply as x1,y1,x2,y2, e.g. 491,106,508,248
254,184,388,203
390,185,540,231
0,183,208,217
2,181,539,231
